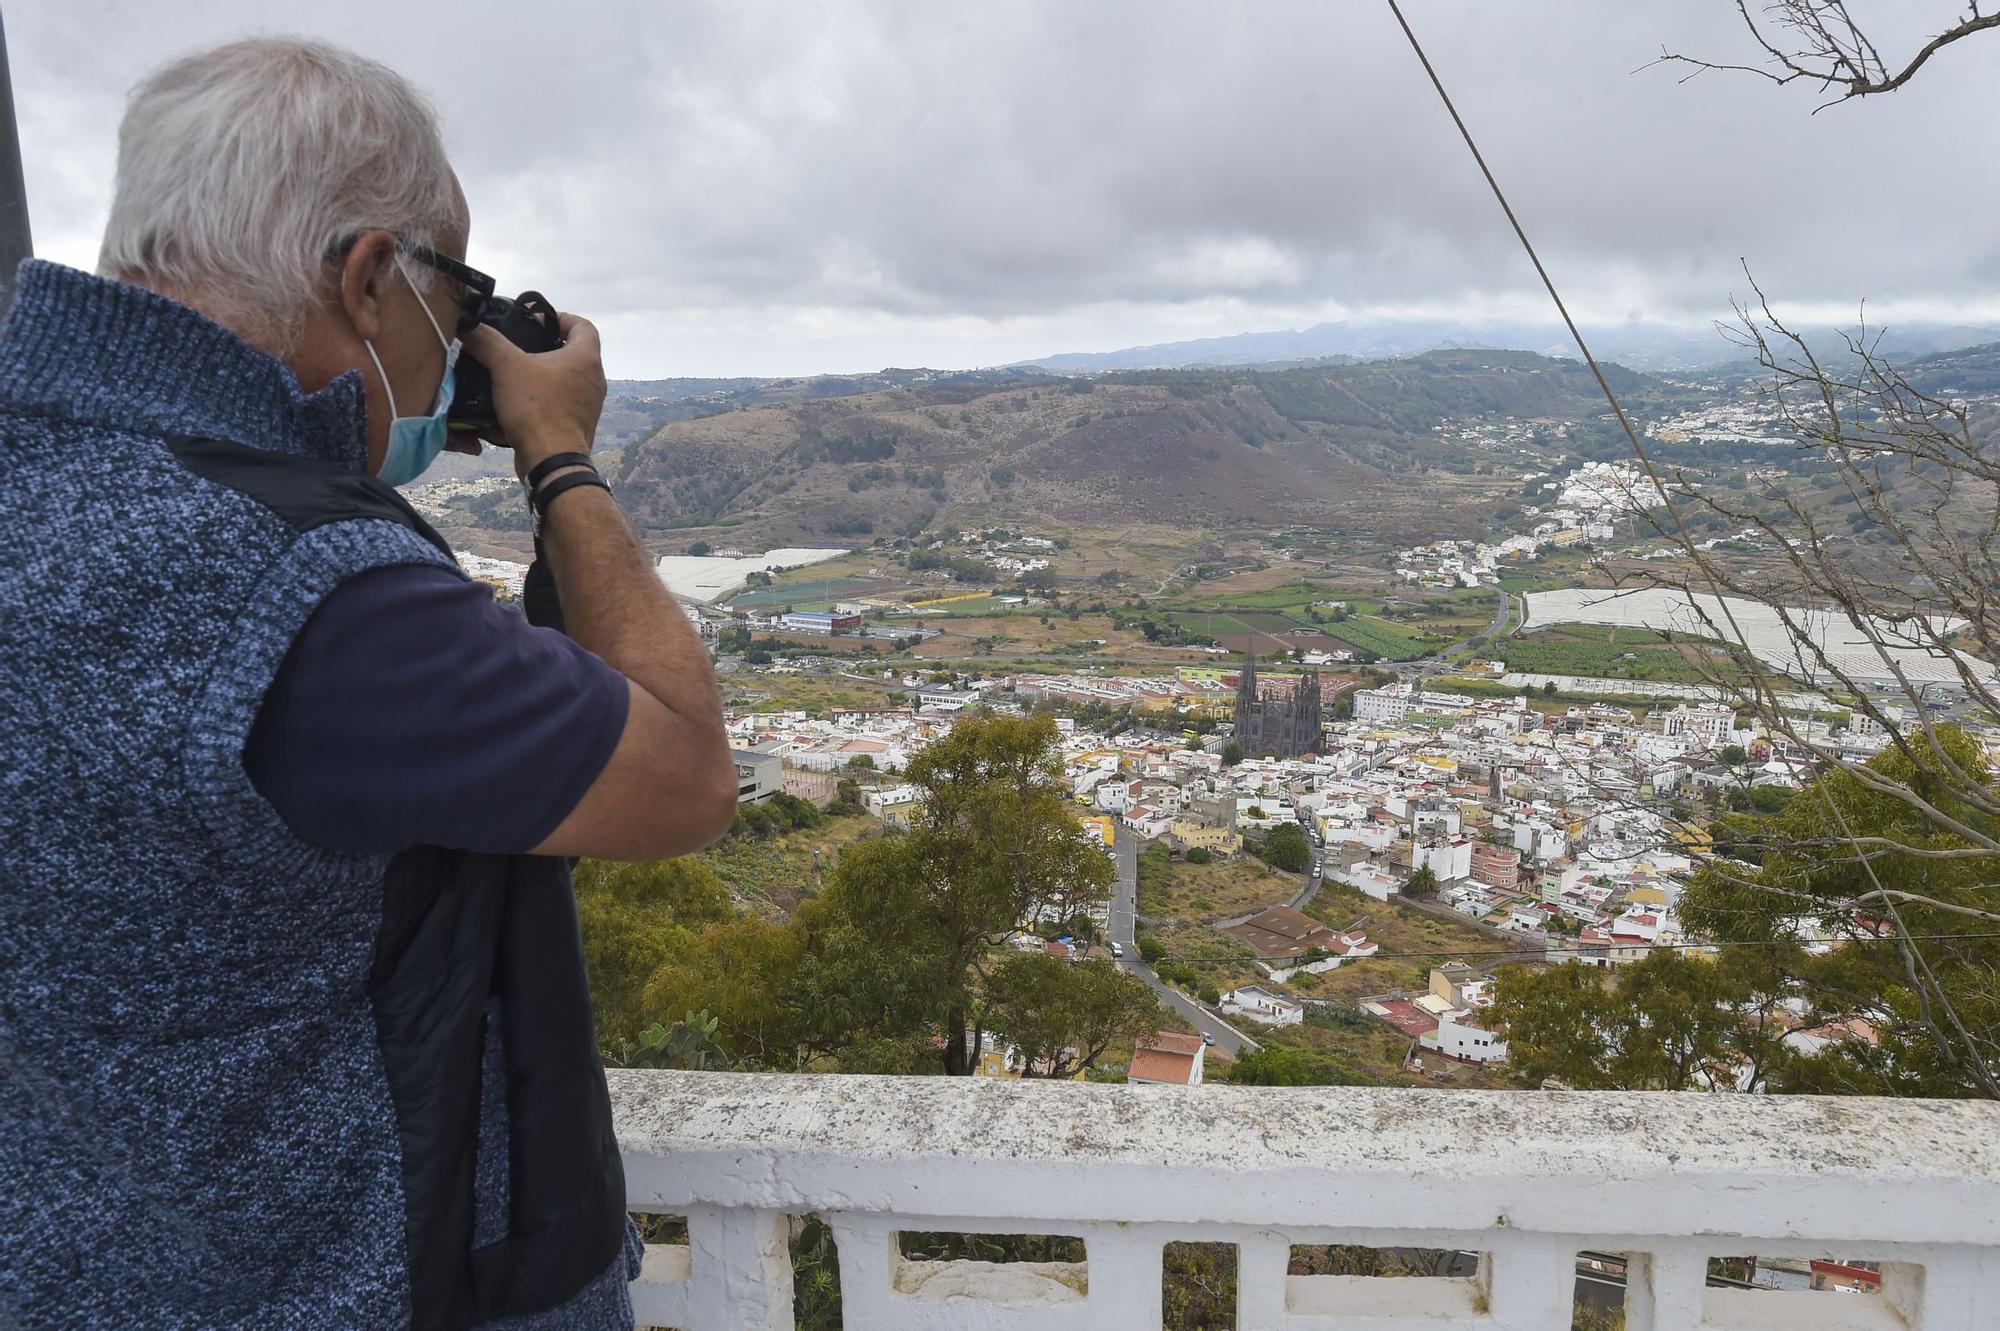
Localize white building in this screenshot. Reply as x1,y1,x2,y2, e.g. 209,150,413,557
1415,838,1473,883
864,785,924,826
1223,986,1304,1027
1423,1011,1509,1065
1344,861,1401,901
1354,687,1413,724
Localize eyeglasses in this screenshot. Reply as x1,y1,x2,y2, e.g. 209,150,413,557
402,244,497,340
326,234,498,340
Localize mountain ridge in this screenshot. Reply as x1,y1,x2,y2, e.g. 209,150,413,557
594,348,1672,549
1017,318,2000,376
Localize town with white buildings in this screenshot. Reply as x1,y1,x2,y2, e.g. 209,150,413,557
708,647,1914,1083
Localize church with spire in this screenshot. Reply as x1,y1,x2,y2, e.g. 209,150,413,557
1232,652,1324,759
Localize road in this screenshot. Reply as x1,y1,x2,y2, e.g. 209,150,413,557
1109,825,1262,1057
1289,837,1324,911
1392,588,1518,688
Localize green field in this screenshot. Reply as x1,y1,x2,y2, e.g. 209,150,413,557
1323,615,1446,661
1494,627,1731,684
729,575,910,609
1235,611,1306,633
1178,582,1340,612
1160,610,1260,639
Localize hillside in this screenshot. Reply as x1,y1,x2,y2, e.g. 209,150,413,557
597,349,1670,549
1025,318,2000,375
597,365,1053,449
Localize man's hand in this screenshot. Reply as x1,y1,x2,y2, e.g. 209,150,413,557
459,308,736,860
463,313,607,480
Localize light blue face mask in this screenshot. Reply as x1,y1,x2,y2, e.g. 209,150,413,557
365,256,462,488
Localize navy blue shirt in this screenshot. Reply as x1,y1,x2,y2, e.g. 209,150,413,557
245,565,629,855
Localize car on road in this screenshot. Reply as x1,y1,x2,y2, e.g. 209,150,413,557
1109,941,1124,958
1201,1034,1216,1046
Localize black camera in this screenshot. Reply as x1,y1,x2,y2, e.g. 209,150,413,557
447,291,564,439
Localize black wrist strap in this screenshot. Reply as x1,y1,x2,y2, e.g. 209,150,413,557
530,469,612,525
525,451,595,492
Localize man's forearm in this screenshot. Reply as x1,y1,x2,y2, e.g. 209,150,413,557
535,484,722,732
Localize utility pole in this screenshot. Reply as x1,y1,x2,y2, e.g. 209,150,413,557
0,10,32,320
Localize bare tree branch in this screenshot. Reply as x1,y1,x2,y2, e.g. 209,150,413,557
1649,2,2000,110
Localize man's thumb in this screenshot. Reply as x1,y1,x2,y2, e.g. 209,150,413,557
463,322,522,366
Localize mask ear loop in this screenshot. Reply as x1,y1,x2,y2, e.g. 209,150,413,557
362,338,399,419
364,254,459,422
395,252,455,349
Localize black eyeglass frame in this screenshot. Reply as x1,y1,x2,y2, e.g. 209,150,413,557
325,234,498,339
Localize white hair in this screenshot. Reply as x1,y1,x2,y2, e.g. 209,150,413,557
98,36,465,348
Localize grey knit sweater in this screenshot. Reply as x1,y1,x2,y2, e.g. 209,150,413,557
0,261,640,1330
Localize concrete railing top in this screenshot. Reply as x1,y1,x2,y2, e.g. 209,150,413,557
610,1070,2000,1242
608,1070,2000,1330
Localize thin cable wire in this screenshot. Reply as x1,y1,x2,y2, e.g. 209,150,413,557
1382,0,1649,456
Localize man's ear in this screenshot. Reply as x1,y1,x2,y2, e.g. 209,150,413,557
338,229,398,343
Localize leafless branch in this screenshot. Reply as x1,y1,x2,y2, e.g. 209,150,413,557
1649,2,2000,110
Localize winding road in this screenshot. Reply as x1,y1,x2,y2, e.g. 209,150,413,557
1393,587,1518,688
1109,825,1261,1057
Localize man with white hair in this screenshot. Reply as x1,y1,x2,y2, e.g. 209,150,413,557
0,37,736,1330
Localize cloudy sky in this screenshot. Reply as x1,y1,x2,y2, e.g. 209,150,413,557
12,2,2000,377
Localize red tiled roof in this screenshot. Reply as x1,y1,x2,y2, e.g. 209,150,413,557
1127,1048,1198,1084
1144,1032,1206,1056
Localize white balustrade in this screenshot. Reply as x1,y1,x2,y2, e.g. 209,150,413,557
609,1069,2000,1331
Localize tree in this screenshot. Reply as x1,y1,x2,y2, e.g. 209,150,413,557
1720,744,1748,766
1490,951,1770,1091
687,541,711,556
1136,932,1166,964
846,754,876,770
1603,24,2000,1099
640,913,814,1071
1403,864,1440,900
573,858,734,1049
828,775,865,816
1221,740,1244,767
801,713,1115,1075
1681,729,2000,1098
1185,846,1213,866
983,954,1157,1079
1258,823,1311,873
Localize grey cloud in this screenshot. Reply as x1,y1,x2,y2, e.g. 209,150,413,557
10,1,2000,374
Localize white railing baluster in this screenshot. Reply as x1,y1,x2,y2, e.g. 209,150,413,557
1073,1223,1162,1331
824,1215,897,1331
1626,1247,1707,1331
684,1205,792,1331
1234,1230,1291,1328
1485,1234,1578,1331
